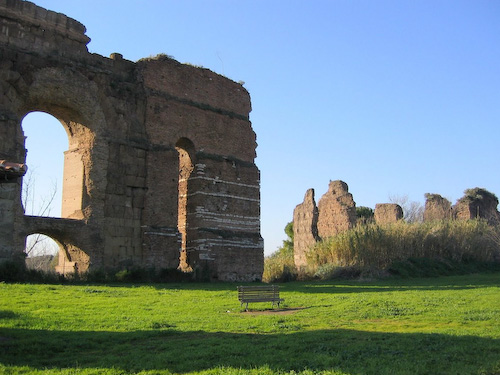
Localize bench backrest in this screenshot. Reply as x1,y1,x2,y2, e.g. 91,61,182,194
237,285,280,301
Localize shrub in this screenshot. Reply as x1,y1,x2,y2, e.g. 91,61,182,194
313,263,361,280
263,221,298,283
263,247,297,283
0,259,26,282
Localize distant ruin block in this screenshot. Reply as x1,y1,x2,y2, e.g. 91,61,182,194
424,193,452,222
317,180,357,239
453,188,500,225
374,203,403,224
293,189,320,268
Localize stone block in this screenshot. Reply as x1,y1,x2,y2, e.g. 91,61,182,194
317,180,357,239
374,203,403,224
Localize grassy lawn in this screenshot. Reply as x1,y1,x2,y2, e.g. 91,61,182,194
0,273,499,375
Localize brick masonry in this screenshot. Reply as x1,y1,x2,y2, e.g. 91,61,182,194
374,203,403,224
423,194,452,222
317,180,357,239
293,180,357,268
0,0,263,281
293,189,320,268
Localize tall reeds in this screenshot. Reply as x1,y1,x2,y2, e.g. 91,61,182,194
263,219,500,281
307,219,500,277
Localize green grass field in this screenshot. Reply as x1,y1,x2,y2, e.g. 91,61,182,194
1,273,499,375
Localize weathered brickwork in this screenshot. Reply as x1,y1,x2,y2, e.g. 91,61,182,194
292,181,500,269
374,203,403,224
293,189,320,268
453,188,500,225
317,180,357,239
293,180,357,269
0,0,263,281
423,194,452,222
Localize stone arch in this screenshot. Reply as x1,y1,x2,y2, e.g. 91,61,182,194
5,66,110,272
23,216,90,275
19,67,109,220
175,137,196,270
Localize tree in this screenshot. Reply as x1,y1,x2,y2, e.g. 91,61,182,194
271,221,294,258
389,194,424,223
356,206,374,224
22,168,59,257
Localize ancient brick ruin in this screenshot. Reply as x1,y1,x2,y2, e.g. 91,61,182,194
424,189,500,225
374,203,403,224
293,180,500,269
293,189,319,268
423,194,452,222
293,180,357,268
0,0,263,281
317,180,357,239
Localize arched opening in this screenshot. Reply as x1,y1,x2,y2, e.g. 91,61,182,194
22,112,67,262
21,112,66,219
22,109,91,221
23,229,89,277
175,137,195,271
24,233,59,271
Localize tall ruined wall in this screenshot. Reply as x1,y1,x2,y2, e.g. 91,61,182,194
317,180,357,239
0,0,263,281
293,180,356,269
453,188,500,225
293,189,320,268
423,194,452,222
139,57,262,281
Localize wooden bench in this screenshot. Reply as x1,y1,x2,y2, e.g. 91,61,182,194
237,285,284,310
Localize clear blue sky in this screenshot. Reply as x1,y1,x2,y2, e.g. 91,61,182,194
23,0,500,255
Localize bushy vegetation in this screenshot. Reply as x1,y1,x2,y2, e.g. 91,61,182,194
356,206,375,224
0,261,195,284
264,219,500,282
263,222,297,283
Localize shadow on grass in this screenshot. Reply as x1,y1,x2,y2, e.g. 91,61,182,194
1,327,499,374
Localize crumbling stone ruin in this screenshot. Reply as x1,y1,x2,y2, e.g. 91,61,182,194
374,203,403,224
0,0,263,281
453,188,500,225
423,189,500,225
293,189,320,268
293,179,500,269
423,194,452,222
317,180,357,239
293,180,357,268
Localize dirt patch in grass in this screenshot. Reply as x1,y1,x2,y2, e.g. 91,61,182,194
241,307,306,315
